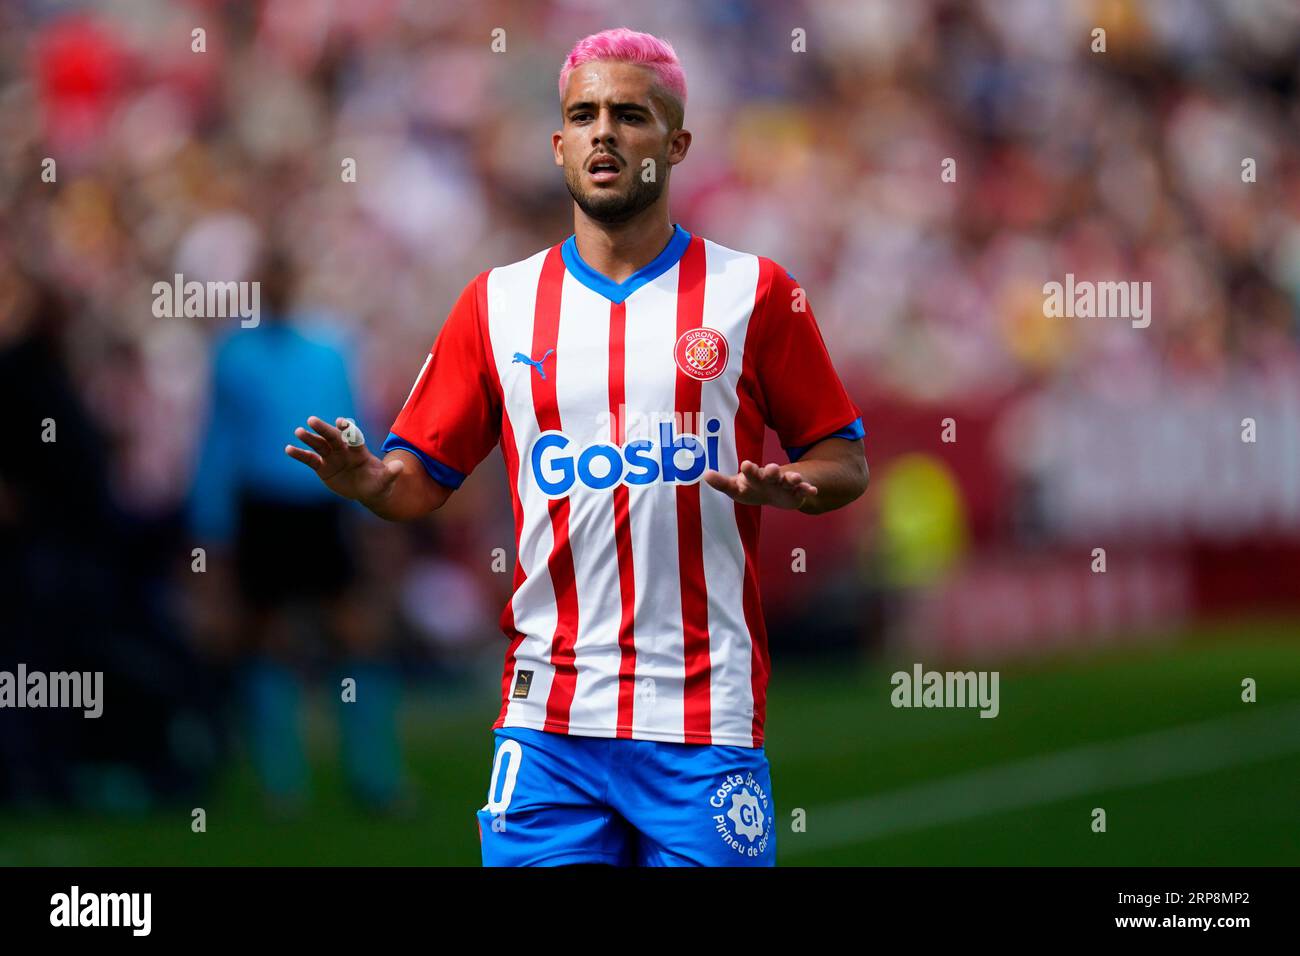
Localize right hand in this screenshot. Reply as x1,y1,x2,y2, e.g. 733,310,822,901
284,416,404,505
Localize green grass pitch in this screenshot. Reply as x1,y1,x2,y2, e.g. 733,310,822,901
1,617,1295,866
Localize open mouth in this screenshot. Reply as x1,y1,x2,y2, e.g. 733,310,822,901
588,156,621,183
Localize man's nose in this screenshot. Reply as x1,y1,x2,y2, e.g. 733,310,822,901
591,108,616,143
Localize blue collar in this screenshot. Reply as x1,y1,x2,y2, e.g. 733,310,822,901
561,223,692,304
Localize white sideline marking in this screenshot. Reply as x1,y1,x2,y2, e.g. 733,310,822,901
785,702,1300,854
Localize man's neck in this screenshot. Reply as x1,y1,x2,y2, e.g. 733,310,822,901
571,208,675,284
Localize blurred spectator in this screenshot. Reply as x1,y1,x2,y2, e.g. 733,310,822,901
188,247,407,813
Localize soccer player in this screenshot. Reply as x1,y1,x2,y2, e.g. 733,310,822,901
286,27,868,866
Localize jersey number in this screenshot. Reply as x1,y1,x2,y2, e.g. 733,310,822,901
486,739,522,814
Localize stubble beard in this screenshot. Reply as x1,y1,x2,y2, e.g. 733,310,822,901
564,157,668,225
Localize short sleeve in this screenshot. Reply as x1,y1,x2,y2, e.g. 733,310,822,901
751,259,865,462
382,273,500,489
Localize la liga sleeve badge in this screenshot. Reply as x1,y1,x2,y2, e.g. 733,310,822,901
673,327,729,381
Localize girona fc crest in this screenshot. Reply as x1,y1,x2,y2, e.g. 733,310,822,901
673,327,728,381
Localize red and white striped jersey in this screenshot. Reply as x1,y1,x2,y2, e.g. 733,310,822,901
383,224,864,747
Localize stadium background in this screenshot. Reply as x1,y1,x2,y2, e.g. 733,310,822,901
2,0,1298,865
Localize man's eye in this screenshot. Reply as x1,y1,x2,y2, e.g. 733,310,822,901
621,114,641,122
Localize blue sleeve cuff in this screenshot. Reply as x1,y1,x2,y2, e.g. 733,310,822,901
381,432,467,489
784,416,865,462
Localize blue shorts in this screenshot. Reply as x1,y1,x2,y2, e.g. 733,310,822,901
475,727,776,867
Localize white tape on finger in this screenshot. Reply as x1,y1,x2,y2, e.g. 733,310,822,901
339,418,365,447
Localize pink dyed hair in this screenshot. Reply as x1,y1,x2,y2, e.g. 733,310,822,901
558,28,687,126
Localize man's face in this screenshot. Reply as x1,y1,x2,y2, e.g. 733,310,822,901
554,61,688,225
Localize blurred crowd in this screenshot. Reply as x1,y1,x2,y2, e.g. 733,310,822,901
2,0,1299,807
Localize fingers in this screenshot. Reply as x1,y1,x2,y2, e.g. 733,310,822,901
294,426,330,456
743,460,780,481
336,417,366,448
284,444,324,471
779,470,817,497
736,460,818,502
740,460,800,486
708,461,819,508
308,415,346,452
783,471,817,498
702,468,743,498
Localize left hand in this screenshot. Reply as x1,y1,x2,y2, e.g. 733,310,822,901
702,460,818,509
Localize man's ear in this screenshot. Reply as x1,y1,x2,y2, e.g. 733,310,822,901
668,128,692,165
